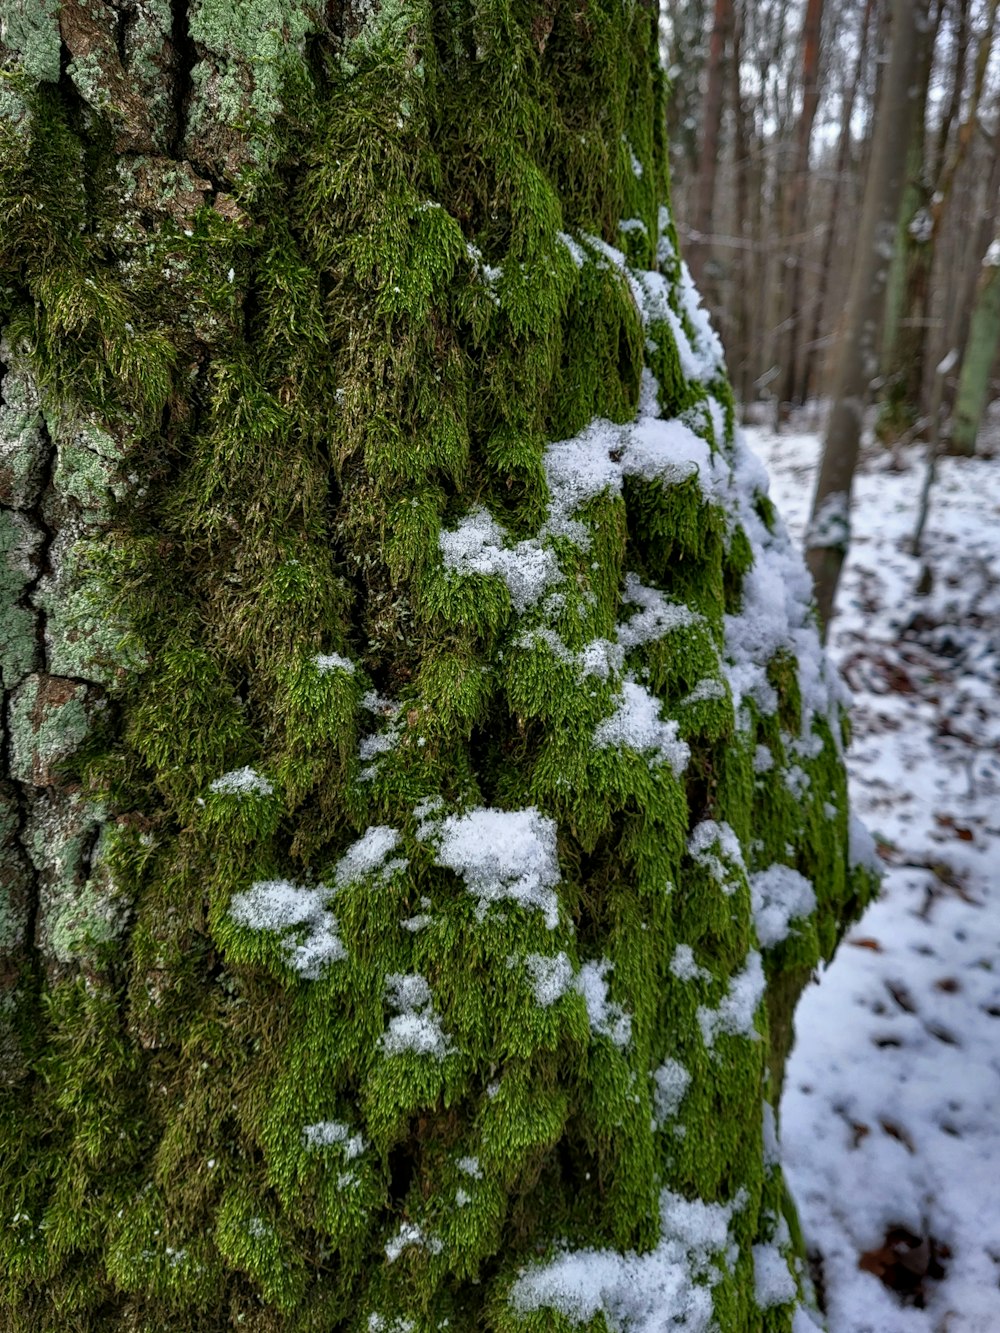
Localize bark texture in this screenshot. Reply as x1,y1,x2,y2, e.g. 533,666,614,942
1,2,874,1329
806,0,929,634
946,239,1000,455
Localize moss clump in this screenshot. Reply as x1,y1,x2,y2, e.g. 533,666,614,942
0,4,875,1330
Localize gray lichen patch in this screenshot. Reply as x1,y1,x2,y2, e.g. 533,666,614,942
0,335,48,509
7,673,98,787
116,155,213,228
51,419,126,510
184,0,321,172
0,0,61,84
36,531,139,686
25,791,122,968
43,821,129,966
0,508,43,691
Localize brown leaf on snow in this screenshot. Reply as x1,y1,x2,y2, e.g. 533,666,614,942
933,813,975,842
879,1119,916,1153
886,981,918,1014
859,1227,948,1308
848,936,884,952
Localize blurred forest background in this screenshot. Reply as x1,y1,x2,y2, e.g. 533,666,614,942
661,0,1000,454
660,5,1000,1327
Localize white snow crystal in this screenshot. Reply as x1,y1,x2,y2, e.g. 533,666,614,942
382,973,452,1059
670,945,710,982
314,652,355,674
334,826,406,887
543,419,624,542
750,865,817,949
229,880,345,978
209,766,273,797
848,813,881,872
697,952,765,1049
440,506,560,613
720,429,847,745
524,952,575,1006
302,1121,366,1158
682,678,727,706
753,745,773,774
556,231,587,268
385,1222,442,1263
576,960,632,1047
620,415,716,499
594,681,690,776
687,821,745,893
428,806,562,928
457,1156,483,1178
652,1059,691,1128
762,1102,780,1169
753,1242,796,1310
616,573,699,649
509,1187,745,1333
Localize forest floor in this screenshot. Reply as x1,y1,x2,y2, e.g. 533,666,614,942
747,415,1000,1333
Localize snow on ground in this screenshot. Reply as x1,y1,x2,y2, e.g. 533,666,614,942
748,417,1000,1332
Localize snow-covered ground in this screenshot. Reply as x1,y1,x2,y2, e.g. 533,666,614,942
748,418,1000,1332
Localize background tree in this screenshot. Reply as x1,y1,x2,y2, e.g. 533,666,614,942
806,0,931,631
1,2,874,1330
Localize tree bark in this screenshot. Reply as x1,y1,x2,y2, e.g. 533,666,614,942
801,0,876,404
876,0,942,441
687,0,733,293
1,1,874,1327
806,0,929,634
776,0,825,412
945,237,1000,454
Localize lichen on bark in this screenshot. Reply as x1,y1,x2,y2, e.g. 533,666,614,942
1,2,876,1329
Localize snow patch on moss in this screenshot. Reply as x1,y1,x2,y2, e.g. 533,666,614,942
420,805,562,928
508,1186,748,1332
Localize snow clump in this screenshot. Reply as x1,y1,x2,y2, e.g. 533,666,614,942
209,766,273,797
697,951,765,1050
509,1186,747,1332
229,880,344,978
382,973,452,1060
593,680,690,776
750,864,817,949
420,805,563,929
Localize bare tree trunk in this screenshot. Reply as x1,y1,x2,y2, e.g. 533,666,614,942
937,100,1000,424
877,0,942,440
776,0,825,412
806,0,929,634
728,0,754,405
802,0,875,403
944,234,1000,454
687,0,733,293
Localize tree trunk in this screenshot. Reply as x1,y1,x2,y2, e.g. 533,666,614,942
876,0,942,441
801,0,875,405
776,0,825,412
806,0,929,634
687,0,733,293
1,2,874,1327
945,237,1000,454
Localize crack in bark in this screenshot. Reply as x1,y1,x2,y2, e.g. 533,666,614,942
168,0,197,161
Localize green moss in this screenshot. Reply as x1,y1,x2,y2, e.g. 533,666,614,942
0,4,872,1328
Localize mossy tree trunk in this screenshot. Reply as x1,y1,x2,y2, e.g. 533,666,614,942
1,3,874,1329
